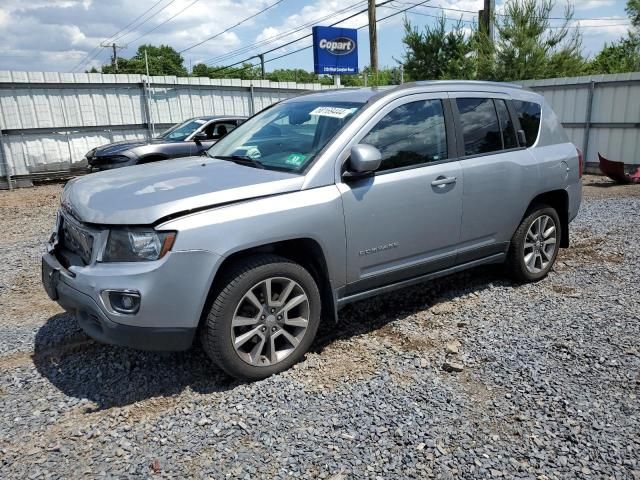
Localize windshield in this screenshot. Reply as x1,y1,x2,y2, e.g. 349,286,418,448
159,118,208,141
206,100,364,171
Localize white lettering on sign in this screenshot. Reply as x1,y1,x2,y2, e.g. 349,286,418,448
309,106,357,119
318,37,356,55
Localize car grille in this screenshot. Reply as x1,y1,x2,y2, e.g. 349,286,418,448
59,214,94,265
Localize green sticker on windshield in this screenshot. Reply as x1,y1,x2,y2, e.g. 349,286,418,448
285,153,306,166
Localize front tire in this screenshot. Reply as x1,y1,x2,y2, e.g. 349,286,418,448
201,255,321,380
506,205,561,282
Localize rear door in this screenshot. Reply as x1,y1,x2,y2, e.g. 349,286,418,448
450,93,540,263
338,94,463,294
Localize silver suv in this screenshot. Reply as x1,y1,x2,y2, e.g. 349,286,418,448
42,81,582,380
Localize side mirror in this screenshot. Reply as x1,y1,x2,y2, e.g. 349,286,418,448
344,144,382,179
193,131,208,143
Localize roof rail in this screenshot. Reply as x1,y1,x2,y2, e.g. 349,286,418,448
392,80,524,91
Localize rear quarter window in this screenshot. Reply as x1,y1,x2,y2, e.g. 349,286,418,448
513,100,541,147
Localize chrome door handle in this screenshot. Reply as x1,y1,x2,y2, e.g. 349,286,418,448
431,176,457,187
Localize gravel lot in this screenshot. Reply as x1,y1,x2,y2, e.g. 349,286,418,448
0,175,638,479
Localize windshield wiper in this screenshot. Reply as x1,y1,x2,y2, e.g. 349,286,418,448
212,155,265,169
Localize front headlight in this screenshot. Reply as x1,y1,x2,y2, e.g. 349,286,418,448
103,229,176,262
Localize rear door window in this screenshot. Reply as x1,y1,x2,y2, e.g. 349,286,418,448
361,99,448,171
456,98,503,156
513,100,542,147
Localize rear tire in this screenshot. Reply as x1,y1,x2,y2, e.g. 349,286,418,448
506,204,561,283
201,254,321,380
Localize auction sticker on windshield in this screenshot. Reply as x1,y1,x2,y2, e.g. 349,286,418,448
285,153,306,166
309,106,357,119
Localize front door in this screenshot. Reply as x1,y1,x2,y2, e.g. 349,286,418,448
338,94,463,294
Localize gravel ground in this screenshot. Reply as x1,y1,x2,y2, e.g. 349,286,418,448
0,176,638,479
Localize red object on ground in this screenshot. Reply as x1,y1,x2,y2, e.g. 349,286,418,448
598,153,640,184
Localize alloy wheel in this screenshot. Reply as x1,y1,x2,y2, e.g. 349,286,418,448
231,277,310,366
523,214,557,274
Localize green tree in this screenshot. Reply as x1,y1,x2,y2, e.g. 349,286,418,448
402,16,476,80
490,0,586,81
627,0,640,28
102,44,187,76
587,0,640,74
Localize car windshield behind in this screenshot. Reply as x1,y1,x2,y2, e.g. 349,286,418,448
159,118,208,141
206,100,364,171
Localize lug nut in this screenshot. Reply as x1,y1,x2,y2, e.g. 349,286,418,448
271,326,277,332
270,308,275,313
261,326,266,332
261,315,265,320
277,315,282,320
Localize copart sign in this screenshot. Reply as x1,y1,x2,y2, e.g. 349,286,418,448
312,26,358,75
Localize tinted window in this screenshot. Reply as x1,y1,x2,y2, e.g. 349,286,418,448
513,100,541,147
361,99,447,171
456,98,502,156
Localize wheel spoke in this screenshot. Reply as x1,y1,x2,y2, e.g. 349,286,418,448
540,216,548,235
263,278,273,305
278,329,300,348
543,236,556,246
234,326,263,349
278,280,296,305
269,335,278,364
280,294,306,314
524,252,535,269
284,316,308,328
244,290,263,310
524,241,535,250
249,334,267,364
543,225,556,239
232,315,259,327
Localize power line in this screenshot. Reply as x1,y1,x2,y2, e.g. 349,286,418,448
72,0,176,72
215,0,430,77
110,0,179,44
391,4,630,29
200,1,367,66
126,0,202,46
393,0,630,22
178,0,287,54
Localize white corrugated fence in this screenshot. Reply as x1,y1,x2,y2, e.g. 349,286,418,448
520,72,640,172
2,70,639,187
0,71,340,186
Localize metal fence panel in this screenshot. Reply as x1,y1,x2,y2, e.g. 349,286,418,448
520,72,640,169
0,71,336,180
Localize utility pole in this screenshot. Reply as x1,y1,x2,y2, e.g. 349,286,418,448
100,42,126,73
145,49,155,138
479,0,495,42
368,0,378,79
258,54,265,80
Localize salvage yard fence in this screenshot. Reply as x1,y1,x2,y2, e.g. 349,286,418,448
519,72,640,174
1,70,640,188
0,71,341,188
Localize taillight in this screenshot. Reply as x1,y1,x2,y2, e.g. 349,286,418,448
576,147,583,178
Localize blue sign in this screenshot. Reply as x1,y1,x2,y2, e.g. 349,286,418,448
312,26,358,75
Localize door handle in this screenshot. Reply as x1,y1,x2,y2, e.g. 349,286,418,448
431,176,457,187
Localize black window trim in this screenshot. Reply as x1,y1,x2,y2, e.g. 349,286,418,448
347,96,459,178
450,96,527,161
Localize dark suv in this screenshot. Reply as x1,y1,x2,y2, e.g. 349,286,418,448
86,116,245,170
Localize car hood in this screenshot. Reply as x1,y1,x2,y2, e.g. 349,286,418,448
62,156,304,225
92,138,174,157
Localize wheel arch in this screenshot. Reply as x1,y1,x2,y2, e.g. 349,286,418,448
523,189,569,248
199,238,337,329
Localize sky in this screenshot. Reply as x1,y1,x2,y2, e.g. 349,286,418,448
0,0,632,75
